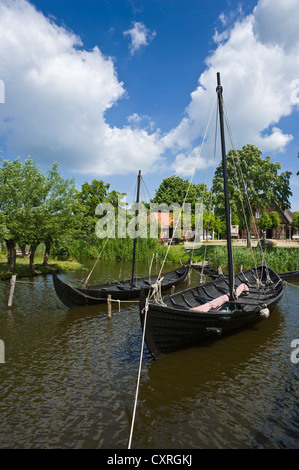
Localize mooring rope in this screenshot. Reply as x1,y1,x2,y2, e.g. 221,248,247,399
285,281,299,288
128,97,218,449
127,296,149,449
128,277,165,449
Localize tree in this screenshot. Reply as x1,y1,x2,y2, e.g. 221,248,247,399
40,164,79,266
0,156,48,271
76,179,124,246
151,175,211,210
258,212,272,237
269,211,281,233
0,156,78,272
213,144,292,247
291,212,299,229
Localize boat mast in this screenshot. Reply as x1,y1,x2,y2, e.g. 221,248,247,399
131,170,142,288
216,72,235,299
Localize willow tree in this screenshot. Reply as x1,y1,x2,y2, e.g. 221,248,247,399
41,164,78,266
0,156,78,272
0,157,48,271
212,145,292,247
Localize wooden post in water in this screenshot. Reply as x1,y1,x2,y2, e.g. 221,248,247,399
171,285,175,294
8,275,16,308
107,295,112,319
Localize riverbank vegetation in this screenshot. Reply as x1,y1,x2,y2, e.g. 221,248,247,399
192,245,299,274
0,251,83,280
1,147,297,276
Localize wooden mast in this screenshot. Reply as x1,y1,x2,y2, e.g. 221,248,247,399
216,72,235,299
131,170,142,288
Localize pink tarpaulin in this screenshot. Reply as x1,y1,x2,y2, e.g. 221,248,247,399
189,283,249,312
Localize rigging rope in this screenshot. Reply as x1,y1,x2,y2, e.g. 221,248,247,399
128,96,218,449
222,101,273,291
156,96,218,284
200,99,219,280
82,174,140,288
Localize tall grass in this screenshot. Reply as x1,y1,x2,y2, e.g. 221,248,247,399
194,246,299,273
63,235,163,263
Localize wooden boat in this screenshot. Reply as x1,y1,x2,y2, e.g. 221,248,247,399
278,270,299,280
140,265,284,359
139,73,285,359
52,258,191,308
53,170,192,308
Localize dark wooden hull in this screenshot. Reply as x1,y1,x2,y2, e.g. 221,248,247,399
278,270,299,280
53,258,191,309
139,265,285,359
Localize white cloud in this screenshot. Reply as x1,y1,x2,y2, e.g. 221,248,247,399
170,1,299,175
0,0,298,181
0,0,162,175
253,0,299,53
127,113,155,131
171,150,209,177
123,21,156,55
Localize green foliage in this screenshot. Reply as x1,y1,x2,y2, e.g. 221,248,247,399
193,246,299,273
213,144,292,228
269,211,280,230
291,212,299,229
258,212,272,231
258,211,280,232
76,179,125,240
0,156,79,270
151,175,211,210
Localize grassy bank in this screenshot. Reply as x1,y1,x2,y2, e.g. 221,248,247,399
0,253,84,280
192,245,299,273
1,243,297,280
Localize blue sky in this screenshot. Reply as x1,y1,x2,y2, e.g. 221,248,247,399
0,0,298,211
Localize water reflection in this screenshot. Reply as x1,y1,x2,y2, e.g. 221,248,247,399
0,262,298,449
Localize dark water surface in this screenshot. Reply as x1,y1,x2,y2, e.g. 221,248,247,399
0,259,298,449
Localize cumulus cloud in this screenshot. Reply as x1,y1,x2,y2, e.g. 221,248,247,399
0,0,298,180
253,0,299,53
170,0,299,175
123,21,156,55
0,0,163,175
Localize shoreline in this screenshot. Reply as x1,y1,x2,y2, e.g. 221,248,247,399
0,258,85,281
199,239,299,248
1,240,298,280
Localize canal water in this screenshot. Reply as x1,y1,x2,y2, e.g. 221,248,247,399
0,259,298,449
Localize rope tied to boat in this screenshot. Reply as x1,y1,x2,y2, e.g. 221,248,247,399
147,277,167,307
128,294,149,450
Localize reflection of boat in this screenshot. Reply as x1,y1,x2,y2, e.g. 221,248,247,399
52,258,191,308
139,73,285,359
